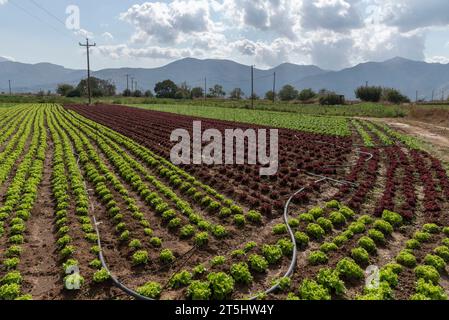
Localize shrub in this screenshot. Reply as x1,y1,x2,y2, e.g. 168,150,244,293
262,245,283,265
382,210,403,227
308,251,328,266
415,265,440,284
187,281,211,300
306,223,325,240
248,254,268,273
355,86,382,102
316,268,346,295
273,224,287,235
298,279,331,300
329,212,346,226
396,250,417,268
320,242,338,253
351,247,370,265
194,232,209,247
336,258,364,281
93,268,110,283
230,263,253,285
132,250,149,265
136,282,162,299
374,220,393,235
424,254,446,272
368,229,386,245
207,272,234,300
434,246,449,262
358,236,377,254
160,249,175,264
382,88,410,104
169,271,193,289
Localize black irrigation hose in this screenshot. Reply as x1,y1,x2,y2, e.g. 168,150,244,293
247,139,374,300
93,217,155,301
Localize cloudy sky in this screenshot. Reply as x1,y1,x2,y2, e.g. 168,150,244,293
1,0,449,70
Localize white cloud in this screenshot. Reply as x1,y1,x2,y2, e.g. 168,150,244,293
102,32,114,41
376,0,449,32
74,28,94,39
96,44,196,60
120,1,214,44
110,0,449,70
426,56,449,64
0,0,8,5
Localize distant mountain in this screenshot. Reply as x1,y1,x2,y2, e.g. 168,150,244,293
0,56,11,63
1,56,449,100
297,57,449,100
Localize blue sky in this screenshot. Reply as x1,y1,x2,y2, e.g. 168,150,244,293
1,0,449,70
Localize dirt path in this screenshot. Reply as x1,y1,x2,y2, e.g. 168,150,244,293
358,117,449,165
20,134,61,299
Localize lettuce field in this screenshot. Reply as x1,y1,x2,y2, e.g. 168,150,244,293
0,103,448,301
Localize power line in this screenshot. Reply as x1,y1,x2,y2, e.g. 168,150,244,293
28,0,67,26
9,0,74,41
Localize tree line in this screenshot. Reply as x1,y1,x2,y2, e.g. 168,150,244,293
57,78,410,105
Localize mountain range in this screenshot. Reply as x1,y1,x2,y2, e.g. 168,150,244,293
1,56,449,100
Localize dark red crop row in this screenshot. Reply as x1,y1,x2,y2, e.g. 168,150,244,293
66,104,353,213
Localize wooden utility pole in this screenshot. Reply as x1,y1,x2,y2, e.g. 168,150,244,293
251,65,254,109
131,77,134,92
272,72,276,103
204,77,207,101
431,90,434,102
79,38,96,105
416,91,418,103
442,89,446,101
125,74,130,91
8,80,11,95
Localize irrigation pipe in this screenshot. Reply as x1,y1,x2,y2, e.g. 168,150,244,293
93,216,155,301
247,138,374,300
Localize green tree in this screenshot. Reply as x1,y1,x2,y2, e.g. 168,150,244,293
122,89,132,97
133,90,143,97
144,90,154,98
298,88,317,102
279,85,298,101
76,77,116,97
175,82,191,99
382,88,410,104
191,87,204,99
209,84,226,98
154,80,178,99
265,90,275,101
57,84,74,96
355,86,382,102
230,88,244,100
